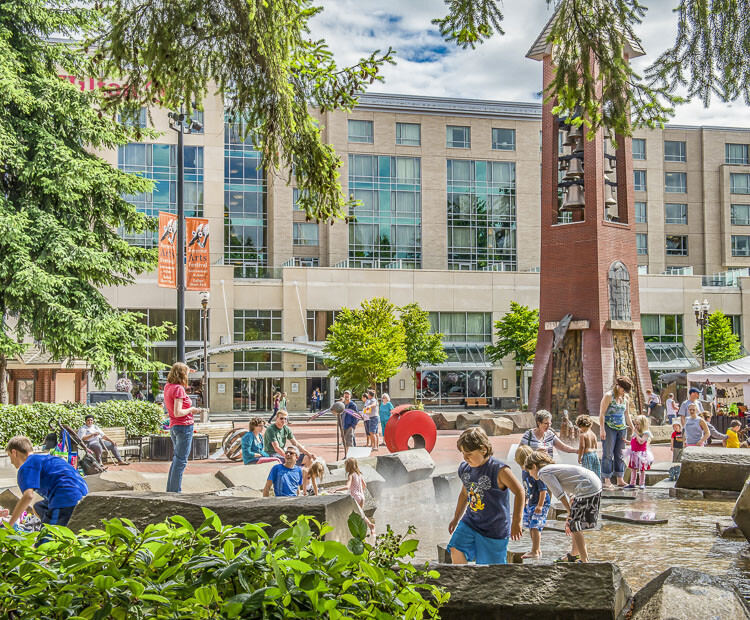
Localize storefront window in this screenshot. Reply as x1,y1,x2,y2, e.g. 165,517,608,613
16,379,34,405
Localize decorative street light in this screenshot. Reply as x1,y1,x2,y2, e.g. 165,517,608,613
200,291,210,410
167,111,203,363
693,298,710,368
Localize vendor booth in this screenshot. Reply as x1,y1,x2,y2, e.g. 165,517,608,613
687,357,750,433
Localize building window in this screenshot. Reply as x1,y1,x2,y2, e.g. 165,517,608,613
447,160,516,271
664,140,686,162
234,310,282,341
118,143,204,248
418,369,492,405
225,115,267,278
293,222,319,246
665,203,688,225
726,143,749,165
125,308,204,342
307,310,340,341
348,120,373,143
635,201,647,223
118,108,147,128
447,125,471,148
632,138,646,160
16,379,34,405
728,315,743,339
428,312,492,343
665,172,687,193
293,256,319,267
633,170,647,192
396,122,421,146
642,314,684,342
492,128,516,151
293,188,305,211
666,234,688,256
731,204,750,225
307,355,328,371
636,233,648,255
732,235,750,257
348,155,421,268
233,350,282,371
731,173,750,194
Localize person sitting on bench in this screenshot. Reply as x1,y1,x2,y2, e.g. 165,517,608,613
77,415,129,466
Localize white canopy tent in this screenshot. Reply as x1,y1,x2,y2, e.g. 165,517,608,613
687,356,750,383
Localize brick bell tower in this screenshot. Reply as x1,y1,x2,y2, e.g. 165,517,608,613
526,16,652,418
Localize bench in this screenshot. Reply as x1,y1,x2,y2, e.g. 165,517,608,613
193,421,234,449
465,398,490,409
99,427,143,462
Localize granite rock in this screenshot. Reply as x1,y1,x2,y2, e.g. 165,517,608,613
478,416,513,436
432,413,459,431
375,449,435,484
455,413,482,430
676,447,750,491
84,471,152,493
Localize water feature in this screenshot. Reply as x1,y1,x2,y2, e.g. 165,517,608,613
373,455,750,599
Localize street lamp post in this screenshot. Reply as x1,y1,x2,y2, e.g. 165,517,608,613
167,111,203,363
693,298,711,368
200,291,210,410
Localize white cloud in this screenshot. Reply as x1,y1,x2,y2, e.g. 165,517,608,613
310,0,750,128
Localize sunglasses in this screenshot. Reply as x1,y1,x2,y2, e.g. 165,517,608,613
285,451,297,456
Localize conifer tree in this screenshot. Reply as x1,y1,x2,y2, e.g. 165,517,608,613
694,310,742,366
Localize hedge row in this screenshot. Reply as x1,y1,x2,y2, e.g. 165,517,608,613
0,401,165,447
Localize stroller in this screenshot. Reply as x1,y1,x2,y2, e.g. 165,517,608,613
43,420,106,476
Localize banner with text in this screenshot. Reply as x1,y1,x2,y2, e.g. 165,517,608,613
157,212,177,288
186,217,210,291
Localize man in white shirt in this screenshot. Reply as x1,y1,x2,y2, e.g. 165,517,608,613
665,393,678,424
78,415,128,466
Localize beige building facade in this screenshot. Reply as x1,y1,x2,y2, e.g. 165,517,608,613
15,90,750,412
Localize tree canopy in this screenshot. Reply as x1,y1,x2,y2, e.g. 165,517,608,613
323,298,406,394
399,303,446,402
0,0,169,402
694,310,742,366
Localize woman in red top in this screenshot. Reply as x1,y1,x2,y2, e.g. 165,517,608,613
164,362,201,493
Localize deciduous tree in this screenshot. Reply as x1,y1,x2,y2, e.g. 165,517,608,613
399,303,446,404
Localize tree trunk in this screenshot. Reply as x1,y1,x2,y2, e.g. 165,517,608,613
517,368,525,408
0,354,8,405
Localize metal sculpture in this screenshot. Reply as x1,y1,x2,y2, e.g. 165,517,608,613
384,404,437,453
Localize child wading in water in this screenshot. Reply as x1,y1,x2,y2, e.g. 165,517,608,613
514,444,550,559
524,450,602,563
575,415,601,479
337,457,375,534
447,427,524,565
624,414,654,490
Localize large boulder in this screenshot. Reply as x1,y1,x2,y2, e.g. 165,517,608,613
478,417,513,437
432,471,462,503
432,412,459,430
67,491,357,543
455,413,482,430
676,447,750,491
716,516,744,539
649,425,673,444
732,475,750,541
375,449,435,485
428,563,631,619
319,465,385,497
630,567,750,619
497,411,536,433
83,471,152,493
214,461,277,490
0,487,43,512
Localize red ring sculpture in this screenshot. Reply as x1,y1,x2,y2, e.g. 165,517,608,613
384,404,437,453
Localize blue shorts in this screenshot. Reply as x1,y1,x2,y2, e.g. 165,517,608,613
447,521,508,565
368,417,380,434
523,503,549,531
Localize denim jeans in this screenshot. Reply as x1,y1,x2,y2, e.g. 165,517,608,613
601,425,627,479
166,424,193,493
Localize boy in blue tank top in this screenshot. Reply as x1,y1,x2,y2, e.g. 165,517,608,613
447,427,524,565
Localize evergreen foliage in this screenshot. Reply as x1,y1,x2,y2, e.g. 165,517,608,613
323,298,406,394
400,303,446,403
0,0,169,403
693,310,742,366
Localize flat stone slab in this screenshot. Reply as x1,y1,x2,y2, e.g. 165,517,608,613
455,413,482,430
427,563,631,619
624,469,670,486
0,486,44,512
631,567,750,619
495,411,536,433
141,472,227,494
670,487,740,501
649,425,673,444
601,510,668,525
432,412,459,430
602,489,637,500
676,447,750,491
478,416,513,436
209,486,262,498
652,479,676,489
375,448,435,485
84,471,152,493
214,461,277,490
437,544,527,565
544,519,604,533
716,517,745,539
67,491,357,543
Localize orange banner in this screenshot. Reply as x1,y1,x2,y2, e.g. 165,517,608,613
157,212,177,288
186,217,210,291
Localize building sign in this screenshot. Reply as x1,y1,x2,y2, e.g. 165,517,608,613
58,75,153,98
157,212,177,288
186,217,210,291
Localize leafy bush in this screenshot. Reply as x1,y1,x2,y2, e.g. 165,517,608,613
0,510,447,619
0,401,164,446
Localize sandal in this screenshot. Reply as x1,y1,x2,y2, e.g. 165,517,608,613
554,553,581,563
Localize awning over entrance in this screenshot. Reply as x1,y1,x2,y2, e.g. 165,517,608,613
420,344,499,371
645,343,699,371
184,340,326,362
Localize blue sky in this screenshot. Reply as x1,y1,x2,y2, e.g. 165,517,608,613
310,0,750,128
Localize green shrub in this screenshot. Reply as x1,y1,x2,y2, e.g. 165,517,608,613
0,401,164,446
0,510,447,619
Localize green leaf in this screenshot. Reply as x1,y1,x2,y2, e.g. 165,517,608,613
347,512,368,540
347,538,365,556
398,539,419,556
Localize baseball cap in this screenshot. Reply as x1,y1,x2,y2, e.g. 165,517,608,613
689,387,700,395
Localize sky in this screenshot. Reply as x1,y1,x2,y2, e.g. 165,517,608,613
309,0,750,128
